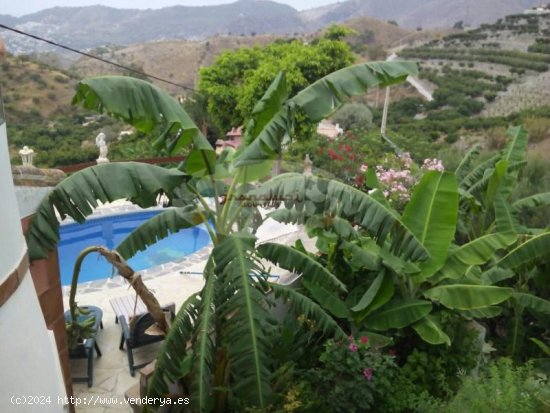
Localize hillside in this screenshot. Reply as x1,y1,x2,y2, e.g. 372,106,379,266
337,16,447,56
69,16,427,95
0,1,302,55
300,0,541,30
399,13,550,117
0,0,542,55
0,54,75,122
70,35,280,95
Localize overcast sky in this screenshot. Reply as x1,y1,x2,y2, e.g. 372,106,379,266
5,0,338,17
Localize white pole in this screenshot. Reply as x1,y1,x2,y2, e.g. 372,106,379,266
380,87,391,136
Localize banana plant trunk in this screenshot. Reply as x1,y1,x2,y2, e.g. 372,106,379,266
70,246,169,334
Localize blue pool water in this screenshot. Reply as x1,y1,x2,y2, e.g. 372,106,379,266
58,209,211,285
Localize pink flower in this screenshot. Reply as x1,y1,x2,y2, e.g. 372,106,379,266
363,368,373,381
359,164,368,173
422,158,444,172
348,343,358,352
360,336,369,344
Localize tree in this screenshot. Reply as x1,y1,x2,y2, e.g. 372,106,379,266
198,34,355,135
27,61,417,412
331,102,373,130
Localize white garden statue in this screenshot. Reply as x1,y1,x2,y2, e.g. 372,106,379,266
95,132,109,164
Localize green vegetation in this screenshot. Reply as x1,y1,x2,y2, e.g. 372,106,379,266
27,60,417,411
443,359,550,412
198,30,355,134
400,47,550,72
10,10,550,413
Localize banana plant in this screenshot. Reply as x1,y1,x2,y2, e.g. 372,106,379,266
295,126,550,353
456,126,550,240
258,169,518,346
451,126,550,356
27,61,419,412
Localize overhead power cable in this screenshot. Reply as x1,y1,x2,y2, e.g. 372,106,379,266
0,23,197,92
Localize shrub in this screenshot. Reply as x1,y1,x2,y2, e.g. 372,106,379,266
524,117,550,143
330,103,373,131
443,359,550,413
53,74,69,84
486,126,508,150
301,336,398,413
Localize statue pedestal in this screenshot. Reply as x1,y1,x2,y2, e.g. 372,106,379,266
96,158,110,165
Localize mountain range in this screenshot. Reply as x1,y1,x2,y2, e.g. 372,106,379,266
0,0,542,54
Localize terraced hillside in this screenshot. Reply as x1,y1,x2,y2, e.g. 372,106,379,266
399,13,550,117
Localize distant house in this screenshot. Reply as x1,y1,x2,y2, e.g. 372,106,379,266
524,5,550,14
317,120,343,140
216,126,244,154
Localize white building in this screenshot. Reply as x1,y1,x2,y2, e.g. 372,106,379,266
0,49,68,411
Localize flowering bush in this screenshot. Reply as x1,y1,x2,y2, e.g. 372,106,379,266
311,131,445,210
303,335,397,413
370,153,417,208
422,158,445,172
357,152,446,210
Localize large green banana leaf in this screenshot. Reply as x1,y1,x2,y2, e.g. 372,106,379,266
502,126,529,187
146,293,200,410
354,270,395,322
269,283,346,337
437,232,517,280
497,232,550,269
116,205,210,260
257,242,346,292
458,306,503,319
365,299,432,330
342,240,382,271
459,154,499,191
423,285,513,310
301,278,349,319
483,160,508,211
351,271,386,312
513,292,550,315
243,71,289,146
27,162,187,260
213,233,272,408
454,143,481,181
402,171,458,278
513,192,550,209
413,315,451,346
253,173,429,261
73,76,216,175
190,269,217,412
235,60,417,166
480,267,515,285
73,76,211,153
494,192,523,233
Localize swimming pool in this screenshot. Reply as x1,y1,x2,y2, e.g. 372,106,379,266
57,209,211,285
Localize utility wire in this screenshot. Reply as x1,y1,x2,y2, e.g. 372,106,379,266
0,23,197,92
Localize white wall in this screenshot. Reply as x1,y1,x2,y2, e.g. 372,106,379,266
15,186,52,219
0,123,25,276
0,122,67,412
